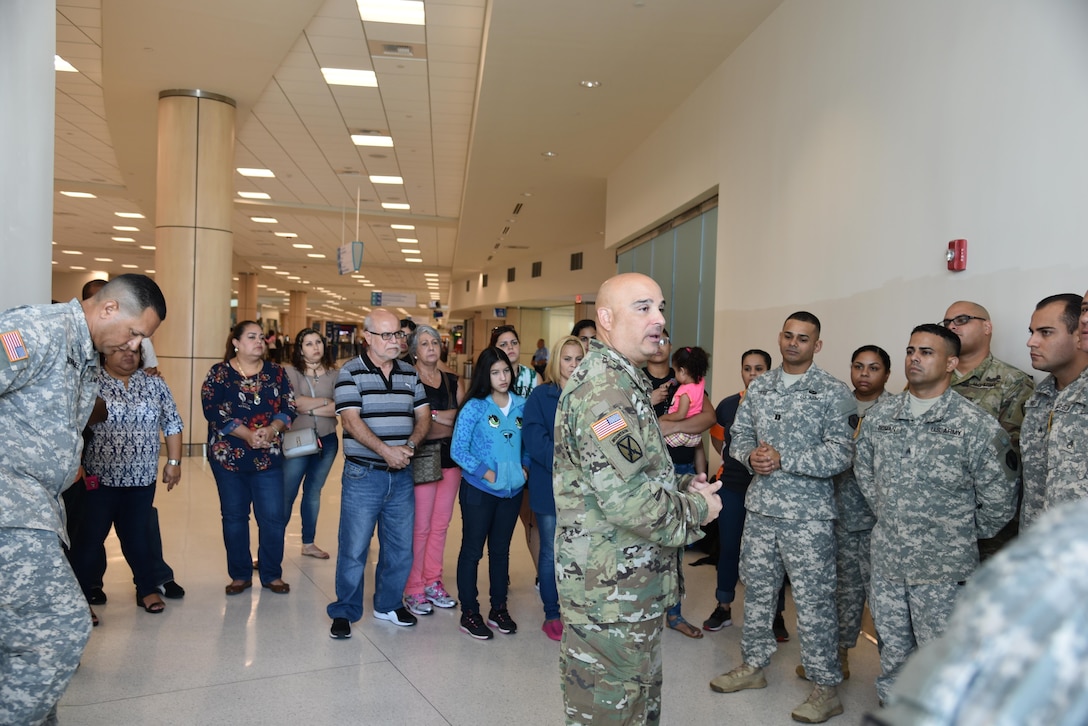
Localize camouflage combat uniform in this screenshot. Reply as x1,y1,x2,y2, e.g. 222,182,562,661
881,497,1088,726
951,353,1033,559
1019,366,1088,530
0,300,98,726
554,339,710,726
729,364,855,686
833,391,890,651
855,389,1018,703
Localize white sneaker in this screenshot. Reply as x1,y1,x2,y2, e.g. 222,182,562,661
373,606,418,627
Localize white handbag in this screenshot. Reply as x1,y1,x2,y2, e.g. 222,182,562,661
283,374,322,459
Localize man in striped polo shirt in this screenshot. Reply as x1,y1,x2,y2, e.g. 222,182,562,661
327,309,431,640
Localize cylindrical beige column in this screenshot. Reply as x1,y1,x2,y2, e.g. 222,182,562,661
153,90,236,456
237,272,259,323
287,290,308,339
0,0,53,309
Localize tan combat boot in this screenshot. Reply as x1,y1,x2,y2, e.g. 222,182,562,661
709,663,767,693
795,647,851,680
791,683,844,723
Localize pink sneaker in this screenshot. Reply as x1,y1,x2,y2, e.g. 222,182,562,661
542,619,563,641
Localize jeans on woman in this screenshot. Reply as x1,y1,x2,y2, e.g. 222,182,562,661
283,432,339,544
71,483,158,598
211,463,286,584
456,480,524,614
405,465,461,596
535,510,560,621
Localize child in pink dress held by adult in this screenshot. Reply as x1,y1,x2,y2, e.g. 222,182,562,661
661,346,710,448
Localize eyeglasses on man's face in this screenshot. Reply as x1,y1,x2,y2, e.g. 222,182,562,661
939,315,986,328
367,329,407,341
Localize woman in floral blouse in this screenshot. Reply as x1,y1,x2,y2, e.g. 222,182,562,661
72,345,184,619
202,320,296,596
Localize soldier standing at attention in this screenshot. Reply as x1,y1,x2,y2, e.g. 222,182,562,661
0,274,167,726
1019,294,1088,529
554,272,722,726
941,300,1034,558
710,311,855,724
855,324,1018,705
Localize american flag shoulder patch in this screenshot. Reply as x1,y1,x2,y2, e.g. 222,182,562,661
591,410,627,440
1,330,28,363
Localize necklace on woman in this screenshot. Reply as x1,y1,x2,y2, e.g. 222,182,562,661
306,362,324,380
232,359,261,404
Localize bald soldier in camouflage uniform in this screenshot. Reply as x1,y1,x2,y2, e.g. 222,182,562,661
555,273,721,726
0,275,166,725
711,311,855,724
855,324,1018,704
941,301,1033,559
1020,294,1088,530
878,497,1088,725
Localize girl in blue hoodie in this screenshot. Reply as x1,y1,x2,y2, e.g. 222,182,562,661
451,347,530,640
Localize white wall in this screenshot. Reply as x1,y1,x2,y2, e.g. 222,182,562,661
607,0,1088,396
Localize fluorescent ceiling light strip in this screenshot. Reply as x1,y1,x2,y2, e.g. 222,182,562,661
357,0,425,25
237,168,275,178
321,68,378,87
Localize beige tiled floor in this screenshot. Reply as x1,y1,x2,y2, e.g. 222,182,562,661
61,455,881,725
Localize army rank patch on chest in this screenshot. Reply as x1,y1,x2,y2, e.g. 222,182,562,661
592,410,628,440
613,433,643,463
1,330,28,363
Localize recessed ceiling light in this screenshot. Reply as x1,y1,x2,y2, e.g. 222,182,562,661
122,264,138,269
541,151,557,158
322,67,378,87
237,168,275,178
250,217,278,224
351,134,394,147
145,269,155,274
274,232,298,238
424,272,439,277
369,175,403,185
382,202,410,210
61,250,82,255
287,276,300,280
70,265,86,271
94,258,113,262
307,254,326,259
115,212,145,219
258,284,268,288
292,243,313,249
579,80,602,88
139,245,156,250
400,249,418,254
357,0,425,25
55,55,78,72
275,271,290,275
113,226,140,232
111,237,135,242
396,238,418,243
237,191,271,200
261,265,277,270
363,283,375,287
60,191,96,198
405,258,423,263
390,224,415,230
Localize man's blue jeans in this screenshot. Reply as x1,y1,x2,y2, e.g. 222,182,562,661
211,464,286,585
283,432,339,544
327,460,414,621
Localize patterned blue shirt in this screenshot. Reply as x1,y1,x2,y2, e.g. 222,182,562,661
85,368,184,487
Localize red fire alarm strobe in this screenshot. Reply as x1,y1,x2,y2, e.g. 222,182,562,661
947,239,967,271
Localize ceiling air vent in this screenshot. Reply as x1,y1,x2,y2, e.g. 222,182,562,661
512,203,523,215
368,41,428,61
